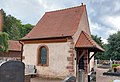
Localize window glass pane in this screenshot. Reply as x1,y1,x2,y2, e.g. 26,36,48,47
39,47,47,64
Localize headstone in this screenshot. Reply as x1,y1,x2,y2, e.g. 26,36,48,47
0,60,25,82
113,80,120,82
63,76,76,82
95,60,97,68
110,59,112,68
88,72,96,82
25,65,36,74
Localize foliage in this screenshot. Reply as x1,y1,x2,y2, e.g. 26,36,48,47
96,31,120,60
112,64,120,68
91,34,120,60
3,14,21,40
19,24,33,38
2,9,34,40
107,31,120,60
92,35,105,59
92,35,104,47
0,32,9,52
0,9,33,53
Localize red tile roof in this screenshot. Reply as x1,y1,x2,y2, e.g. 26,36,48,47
21,5,86,40
75,31,105,52
8,40,21,51
20,5,104,52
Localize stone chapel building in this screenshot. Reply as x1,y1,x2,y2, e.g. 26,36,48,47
20,4,104,81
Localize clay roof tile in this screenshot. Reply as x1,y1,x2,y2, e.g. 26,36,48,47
75,31,105,52
21,5,86,40
8,40,21,51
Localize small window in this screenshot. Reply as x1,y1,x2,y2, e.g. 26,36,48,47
37,46,49,66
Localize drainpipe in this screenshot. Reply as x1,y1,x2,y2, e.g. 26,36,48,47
19,41,23,62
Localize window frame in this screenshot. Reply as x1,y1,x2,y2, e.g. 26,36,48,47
37,45,49,66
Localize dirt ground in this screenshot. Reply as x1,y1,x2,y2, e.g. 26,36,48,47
31,77,62,82
31,68,120,82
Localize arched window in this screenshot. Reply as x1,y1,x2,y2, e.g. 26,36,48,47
37,46,49,66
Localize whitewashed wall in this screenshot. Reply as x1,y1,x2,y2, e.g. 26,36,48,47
23,42,71,78
89,52,94,71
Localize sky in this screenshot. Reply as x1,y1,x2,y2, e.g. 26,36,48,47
0,0,120,43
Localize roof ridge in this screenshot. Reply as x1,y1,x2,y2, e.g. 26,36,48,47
46,5,86,13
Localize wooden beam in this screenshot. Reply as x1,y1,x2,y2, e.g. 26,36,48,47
78,50,86,62
89,52,97,63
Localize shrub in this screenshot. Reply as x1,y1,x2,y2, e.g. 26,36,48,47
112,64,120,68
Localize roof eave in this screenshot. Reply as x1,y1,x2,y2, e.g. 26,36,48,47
19,36,72,41
75,46,105,52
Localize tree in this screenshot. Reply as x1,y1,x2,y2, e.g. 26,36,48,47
92,35,105,59
0,32,9,52
107,31,120,60
19,24,34,38
0,10,33,52
2,9,33,40
3,14,22,40
92,35,104,47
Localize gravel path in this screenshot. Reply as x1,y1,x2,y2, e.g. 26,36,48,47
31,68,120,82
96,68,120,82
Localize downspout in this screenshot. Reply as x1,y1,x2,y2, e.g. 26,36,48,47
19,41,23,62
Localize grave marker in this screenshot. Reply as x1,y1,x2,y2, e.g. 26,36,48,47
0,61,25,82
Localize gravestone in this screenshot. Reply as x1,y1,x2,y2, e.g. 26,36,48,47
113,80,120,82
95,60,97,68
63,76,76,82
0,60,25,82
110,59,112,68
88,72,96,82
